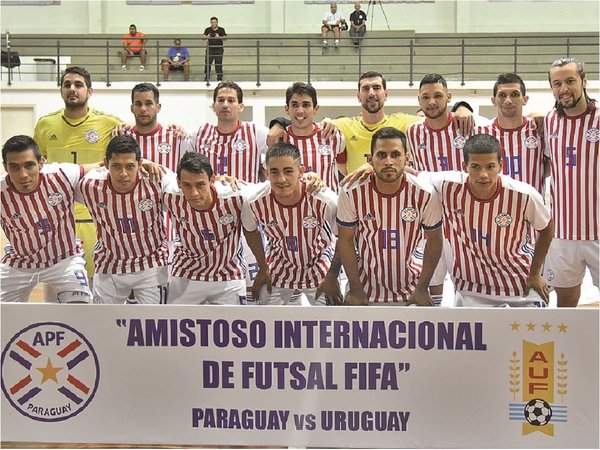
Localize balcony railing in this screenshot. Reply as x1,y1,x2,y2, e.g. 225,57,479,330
1,33,598,87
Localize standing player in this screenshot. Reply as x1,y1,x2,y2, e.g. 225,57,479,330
406,73,476,304
241,142,342,306
1,135,93,303
337,127,443,306
544,57,599,307
476,73,547,195
269,71,474,174
33,66,122,283
426,134,553,307
285,81,345,191
163,152,247,304
75,135,168,304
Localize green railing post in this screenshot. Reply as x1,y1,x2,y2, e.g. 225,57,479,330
256,40,261,87
106,40,111,87
460,39,465,86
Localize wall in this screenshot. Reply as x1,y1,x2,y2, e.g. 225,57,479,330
0,1,598,35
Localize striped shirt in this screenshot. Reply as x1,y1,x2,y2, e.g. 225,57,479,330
477,117,546,195
1,163,83,269
428,171,551,296
75,168,167,274
337,173,442,303
128,124,194,241
191,121,268,183
286,124,345,191
407,112,470,172
544,103,599,240
162,174,245,281
241,182,338,289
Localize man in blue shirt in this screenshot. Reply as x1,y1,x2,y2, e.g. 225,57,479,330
161,38,190,81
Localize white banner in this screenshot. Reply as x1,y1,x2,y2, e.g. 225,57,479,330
1,304,598,448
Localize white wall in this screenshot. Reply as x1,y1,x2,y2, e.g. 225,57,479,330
0,0,598,35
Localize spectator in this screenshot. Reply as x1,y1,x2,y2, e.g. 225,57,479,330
122,24,147,71
321,2,346,48
161,38,190,81
349,2,367,47
203,16,227,82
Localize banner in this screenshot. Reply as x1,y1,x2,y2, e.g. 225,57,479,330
1,305,598,448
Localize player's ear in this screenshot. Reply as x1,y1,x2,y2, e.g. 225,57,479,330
462,160,468,173
367,154,373,165
522,95,529,106
238,103,245,112
210,174,216,184
491,96,497,106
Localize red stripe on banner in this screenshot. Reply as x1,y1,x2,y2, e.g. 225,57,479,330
16,340,41,358
10,374,32,395
67,374,90,394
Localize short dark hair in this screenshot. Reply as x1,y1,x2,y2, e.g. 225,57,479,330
61,66,92,88
463,134,501,162
131,82,160,104
210,16,218,21
370,127,407,155
359,71,386,90
265,142,301,165
548,57,595,117
105,135,141,162
129,24,137,29
177,152,213,179
419,73,447,90
493,73,526,97
2,135,42,165
213,81,243,103
285,82,318,107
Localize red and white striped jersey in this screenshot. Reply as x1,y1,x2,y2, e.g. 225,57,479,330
241,182,337,289
128,124,194,171
1,163,83,269
476,117,546,195
427,171,551,296
191,121,268,183
544,103,599,240
407,112,471,172
75,168,168,274
127,124,193,241
286,124,345,191
162,174,245,281
337,173,442,303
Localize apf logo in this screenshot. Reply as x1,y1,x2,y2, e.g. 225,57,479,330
507,320,568,437
1,322,100,422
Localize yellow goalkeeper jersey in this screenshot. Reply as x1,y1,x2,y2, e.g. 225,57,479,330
335,112,420,172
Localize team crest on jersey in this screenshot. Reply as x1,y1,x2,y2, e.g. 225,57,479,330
453,135,467,149
495,213,513,227
219,214,235,226
137,198,154,212
47,192,64,207
232,140,248,153
1,322,100,422
525,136,540,149
585,128,599,143
157,142,172,154
364,213,376,221
85,130,99,144
302,215,319,229
317,144,332,156
401,207,418,222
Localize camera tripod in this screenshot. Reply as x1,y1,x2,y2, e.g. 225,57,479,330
367,0,391,31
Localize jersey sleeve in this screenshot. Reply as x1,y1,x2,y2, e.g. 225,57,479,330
255,125,269,156
241,199,259,232
421,190,443,231
59,163,84,188
336,186,358,228
525,188,551,231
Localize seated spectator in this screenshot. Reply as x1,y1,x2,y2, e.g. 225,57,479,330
349,2,367,47
161,38,190,81
122,24,147,71
321,2,346,48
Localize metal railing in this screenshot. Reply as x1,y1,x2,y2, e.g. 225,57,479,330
1,33,598,87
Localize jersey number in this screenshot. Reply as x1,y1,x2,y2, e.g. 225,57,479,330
565,146,577,167
285,236,299,252
502,155,522,176
380,229,399,250
118,217,137,234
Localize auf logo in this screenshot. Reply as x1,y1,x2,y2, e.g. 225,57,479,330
1,322,100,422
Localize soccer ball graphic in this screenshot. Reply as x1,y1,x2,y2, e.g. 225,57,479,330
524,398,552,426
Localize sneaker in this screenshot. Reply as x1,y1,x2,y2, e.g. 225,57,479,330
322,40,328,47
138,65,145,71
121,65,127,71
334,39,340,47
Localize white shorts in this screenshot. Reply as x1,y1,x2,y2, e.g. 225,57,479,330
240,231,260,297
252,286,326,306
93,265,168,304
0,255,91,303
413,238,453,286
544,239,599,288
168,276,246,305
454,290,547,308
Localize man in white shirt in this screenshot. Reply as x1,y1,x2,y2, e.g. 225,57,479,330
321,2,346,48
